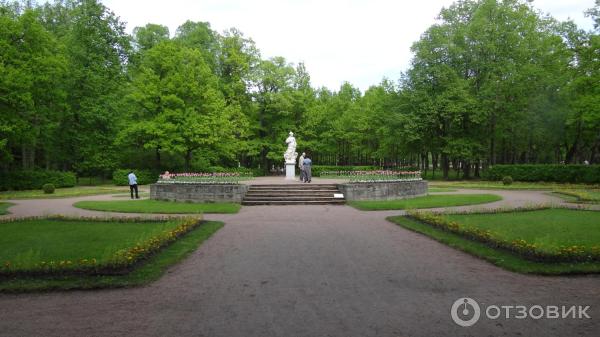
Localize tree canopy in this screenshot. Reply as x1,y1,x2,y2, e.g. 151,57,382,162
1,0,598,177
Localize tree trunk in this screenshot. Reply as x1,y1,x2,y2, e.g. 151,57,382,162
442,153,449,180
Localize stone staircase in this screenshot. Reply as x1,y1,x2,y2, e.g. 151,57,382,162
242,184,346,205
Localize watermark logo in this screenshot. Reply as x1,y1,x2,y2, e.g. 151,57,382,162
451,297,592,327
451,297,481,327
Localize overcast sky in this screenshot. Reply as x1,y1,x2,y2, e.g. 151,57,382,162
101,0,596,92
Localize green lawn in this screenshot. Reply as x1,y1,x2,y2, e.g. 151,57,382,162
389,216,600,274
349,194,502,211
430,181,600,191
552,190,600,204
443,209,600,255
0,221,223,292
0,202,11,215
0,218,186,268
0,185,130,200
74,199,241,214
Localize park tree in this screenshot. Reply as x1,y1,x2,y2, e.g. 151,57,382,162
0,4,66,170
121,40,238,170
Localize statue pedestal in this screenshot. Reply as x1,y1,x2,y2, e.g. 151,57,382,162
285,163,295,180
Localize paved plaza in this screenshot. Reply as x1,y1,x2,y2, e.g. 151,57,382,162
0,184,598,336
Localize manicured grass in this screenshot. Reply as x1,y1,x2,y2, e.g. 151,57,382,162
443,209,600,255
0,185,129,200
0,219,185,267
552,190,600,204
0,202,12,215
74,199,241,214
388,216,600,274
428,187,457,192
430,181,600,191
0,221,223,292
348,194,502,211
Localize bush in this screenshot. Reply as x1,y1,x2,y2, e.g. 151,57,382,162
207,166,261,176
502,176,513,185
112,169,160,186
482,165,600,184
42,183,55,194
314,165,380,177
0,170,76,191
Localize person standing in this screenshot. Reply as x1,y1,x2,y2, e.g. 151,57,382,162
303,154,312,183
298,152,306,182
128,171,139,199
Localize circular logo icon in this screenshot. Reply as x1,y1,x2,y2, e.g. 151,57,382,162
451,297,481,327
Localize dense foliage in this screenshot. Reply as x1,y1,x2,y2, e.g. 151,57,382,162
483,164,600,183
0,170,76,190
1,0,598,180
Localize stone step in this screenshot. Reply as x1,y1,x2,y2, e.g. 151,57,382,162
243,183,345,206
242,200,346,205
245,193,341,198
245,190,339,194
248,185,337,190
243,196,345,201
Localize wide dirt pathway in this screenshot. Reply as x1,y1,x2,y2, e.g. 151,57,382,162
1,198,599,336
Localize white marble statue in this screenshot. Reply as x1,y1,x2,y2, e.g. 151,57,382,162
284,131,298,164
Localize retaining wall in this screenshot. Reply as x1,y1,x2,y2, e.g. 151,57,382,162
150,183,249,203
337,180,428,201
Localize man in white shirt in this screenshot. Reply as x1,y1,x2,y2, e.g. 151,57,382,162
128,171,139,199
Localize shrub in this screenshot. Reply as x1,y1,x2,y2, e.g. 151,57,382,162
482,165,600,184
502,176,513,185
314,165,380,177
112,169,160,186
0,170,76,191
42,183,55,194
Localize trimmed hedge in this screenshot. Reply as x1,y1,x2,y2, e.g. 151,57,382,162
112,169,160,186
482,165,600,184
314,165,379,177
0,170,76,191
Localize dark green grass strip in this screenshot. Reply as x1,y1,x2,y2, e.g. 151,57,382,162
0,221,223,292
0,202,12,215
74,199,241,214
388,216,600,275
349,194,502,211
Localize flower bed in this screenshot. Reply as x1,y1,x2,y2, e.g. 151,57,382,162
321,170,422,182
0,216,203,277
157,172,250,184
406,207,600,263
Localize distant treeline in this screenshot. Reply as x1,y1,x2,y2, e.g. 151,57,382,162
0,0,598,179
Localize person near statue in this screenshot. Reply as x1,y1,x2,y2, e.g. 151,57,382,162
303,154,312,183
298,152,306,182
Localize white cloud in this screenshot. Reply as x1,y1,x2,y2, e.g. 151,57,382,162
102,0,596,92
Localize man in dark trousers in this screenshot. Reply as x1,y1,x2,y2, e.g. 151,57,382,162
128,171,139,199
302,154,312,183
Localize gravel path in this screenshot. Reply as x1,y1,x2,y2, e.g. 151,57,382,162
0,189,599,336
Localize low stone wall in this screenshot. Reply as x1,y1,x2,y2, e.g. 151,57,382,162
337,180,428,201
150,183,249,203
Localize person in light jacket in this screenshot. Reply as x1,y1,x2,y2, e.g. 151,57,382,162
303,154,312,183
128,171,140,199
298,152,306,182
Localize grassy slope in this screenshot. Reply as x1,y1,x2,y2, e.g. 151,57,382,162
349,194,502,211
0,219,185,265
74,199,241,214
0,186,129,200
388,216,600,275
0,221,223,292
444,209,600,254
